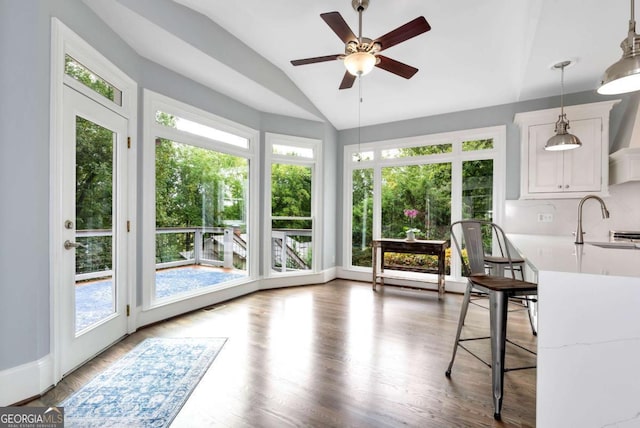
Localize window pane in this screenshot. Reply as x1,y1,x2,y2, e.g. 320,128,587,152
382,144,452,159
352,151,374,162
271,219,313,272
381,163,452,240
65,55,122,106
75,116,115,332
462,159,493,220
154,138,248,300
381,163,452,272
351,168,373,267
462,139,493,151
272,144,313,158
271,164,312,217
155,110,248,149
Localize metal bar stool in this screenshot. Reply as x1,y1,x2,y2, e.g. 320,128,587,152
446,220,537,420
484,242,537,336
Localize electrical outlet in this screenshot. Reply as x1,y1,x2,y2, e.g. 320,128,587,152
537,213,553,223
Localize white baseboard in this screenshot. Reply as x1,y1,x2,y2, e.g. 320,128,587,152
0,354,53,406
136,279,261,328
335,267,467,294
259,267,337,289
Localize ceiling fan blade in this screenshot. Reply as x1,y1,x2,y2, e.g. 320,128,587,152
291,54,342,66
375,55,419,79
374,17,431,52
339,71,356,90
321,11,357,43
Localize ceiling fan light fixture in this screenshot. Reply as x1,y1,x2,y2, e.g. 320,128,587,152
545,60,582,151
598,0,640,94
344,51,377,76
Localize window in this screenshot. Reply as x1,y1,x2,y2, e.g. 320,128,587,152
266,133,322,275
64,54,123,106
344,126,505,280
143,91,258,308
155,110,248,149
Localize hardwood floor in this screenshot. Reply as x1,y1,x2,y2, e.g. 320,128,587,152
27,279,536,427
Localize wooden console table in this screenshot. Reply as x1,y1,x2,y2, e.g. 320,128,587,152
372,238,448,299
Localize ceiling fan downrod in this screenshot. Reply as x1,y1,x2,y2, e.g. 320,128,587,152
352,0,369,44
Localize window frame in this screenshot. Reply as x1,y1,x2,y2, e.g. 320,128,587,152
343,125,506,282
142,90,259,310
264,132,323,278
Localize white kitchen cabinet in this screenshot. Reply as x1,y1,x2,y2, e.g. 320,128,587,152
515,100,619,199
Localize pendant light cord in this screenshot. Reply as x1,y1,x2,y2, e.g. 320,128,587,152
560,64,565,117
630,0,637,34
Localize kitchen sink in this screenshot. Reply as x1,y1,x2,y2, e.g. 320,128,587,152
587,241,640,249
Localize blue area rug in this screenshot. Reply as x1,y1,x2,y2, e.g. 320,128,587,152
60,337,226,428
76,268,244,331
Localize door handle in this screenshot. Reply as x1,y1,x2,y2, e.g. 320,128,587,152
64,240,86,250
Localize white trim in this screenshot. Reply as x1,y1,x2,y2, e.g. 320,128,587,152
260,267,336,289
50,18,137,383
264,132,323,278
136,280,260,328
141,89,259,311
335,267,467,294
0,355,53,406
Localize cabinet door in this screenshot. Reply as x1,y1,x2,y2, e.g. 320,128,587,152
562,117,602,193
528,123,564,194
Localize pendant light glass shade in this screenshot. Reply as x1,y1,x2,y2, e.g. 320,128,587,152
344,52,377,76
598,0,640,94
545,61,582,151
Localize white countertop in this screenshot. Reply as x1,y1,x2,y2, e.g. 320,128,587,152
507,233,640,278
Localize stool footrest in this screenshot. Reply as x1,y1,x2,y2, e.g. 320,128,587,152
456,337,537,372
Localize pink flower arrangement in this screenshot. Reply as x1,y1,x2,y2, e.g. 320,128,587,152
403,209,419,219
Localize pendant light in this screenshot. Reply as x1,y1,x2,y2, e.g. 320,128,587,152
545,61,582,151
598,0,640,94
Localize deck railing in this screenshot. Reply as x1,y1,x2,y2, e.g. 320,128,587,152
74,226,312,280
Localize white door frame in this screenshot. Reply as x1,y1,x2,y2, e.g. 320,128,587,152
59,85,129,374
50,18,137,382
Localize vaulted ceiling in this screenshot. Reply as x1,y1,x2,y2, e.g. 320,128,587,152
84,0,629,130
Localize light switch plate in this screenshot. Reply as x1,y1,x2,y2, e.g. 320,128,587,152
537,213,553,222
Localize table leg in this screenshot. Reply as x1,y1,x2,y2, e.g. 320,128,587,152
372,245,377,291
489,290,508,420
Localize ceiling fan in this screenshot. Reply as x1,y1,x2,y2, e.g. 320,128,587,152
290,0,431,90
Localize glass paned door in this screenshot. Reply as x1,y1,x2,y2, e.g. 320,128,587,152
61,86,128,374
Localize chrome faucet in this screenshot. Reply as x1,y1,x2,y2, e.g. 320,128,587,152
575,195,610,244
